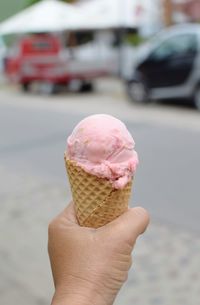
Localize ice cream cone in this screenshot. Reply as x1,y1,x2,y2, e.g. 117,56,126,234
65,155,133,228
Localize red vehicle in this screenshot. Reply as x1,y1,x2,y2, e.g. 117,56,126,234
5,33,117,93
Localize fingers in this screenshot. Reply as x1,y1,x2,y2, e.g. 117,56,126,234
63,202,78,224
104,207,150,247
49,201,78,229
63,201,77,223
49,202,149,244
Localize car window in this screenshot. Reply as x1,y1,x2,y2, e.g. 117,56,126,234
150,34,198,60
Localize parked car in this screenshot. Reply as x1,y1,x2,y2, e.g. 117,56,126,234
125,24,200,110
4,31,119,93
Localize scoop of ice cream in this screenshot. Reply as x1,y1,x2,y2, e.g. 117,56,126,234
66,114,138,189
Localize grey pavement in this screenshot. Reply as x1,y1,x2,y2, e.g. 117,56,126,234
1,80,200,305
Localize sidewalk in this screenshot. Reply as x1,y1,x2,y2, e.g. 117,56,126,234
1,165,200,305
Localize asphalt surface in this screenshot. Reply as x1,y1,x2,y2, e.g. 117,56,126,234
1,84,200,233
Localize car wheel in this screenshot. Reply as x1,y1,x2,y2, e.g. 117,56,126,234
79,81,94,93
21,83,30,92
126,80,149,104
194,87,200,110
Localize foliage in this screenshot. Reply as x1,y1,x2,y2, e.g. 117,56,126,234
26,0,74,6
125,33,146,46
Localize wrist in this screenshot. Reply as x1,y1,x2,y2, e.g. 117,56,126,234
52,293,105,305
52,283,110,305
52,291,108,305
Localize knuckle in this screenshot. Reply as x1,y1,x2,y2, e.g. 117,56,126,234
48,218,57,235
128,256,133,269
135,207,150,224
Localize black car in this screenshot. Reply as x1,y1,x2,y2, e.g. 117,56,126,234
126,24,200,110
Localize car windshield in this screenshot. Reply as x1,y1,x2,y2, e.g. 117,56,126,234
150,33,198,60
136,32,163,53
134,33,162,62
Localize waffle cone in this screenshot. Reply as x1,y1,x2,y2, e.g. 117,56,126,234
65,155,133,228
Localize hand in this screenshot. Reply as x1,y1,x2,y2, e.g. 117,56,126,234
48,202,149,305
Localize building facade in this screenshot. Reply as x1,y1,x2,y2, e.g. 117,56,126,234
173,0,200,23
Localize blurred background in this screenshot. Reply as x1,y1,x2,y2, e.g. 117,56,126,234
0,1,200,305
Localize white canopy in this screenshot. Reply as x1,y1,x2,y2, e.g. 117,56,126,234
0,0,80,35
75,0,162,30
0,0,162,35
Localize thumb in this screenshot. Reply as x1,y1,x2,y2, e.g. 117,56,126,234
105,207,150,246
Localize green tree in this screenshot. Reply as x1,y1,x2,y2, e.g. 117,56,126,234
27,0,75,6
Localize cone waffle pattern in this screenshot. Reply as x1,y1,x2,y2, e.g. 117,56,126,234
65,157,132,228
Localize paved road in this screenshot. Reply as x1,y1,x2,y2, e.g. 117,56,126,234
1,86,200,233
1,83,200,305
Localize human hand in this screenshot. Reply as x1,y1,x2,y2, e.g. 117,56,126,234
48,202,149,305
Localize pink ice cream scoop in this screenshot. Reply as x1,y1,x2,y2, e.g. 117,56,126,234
66,114,138,189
